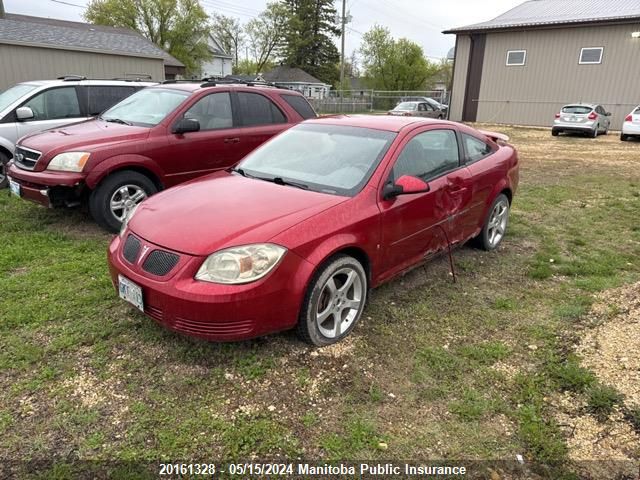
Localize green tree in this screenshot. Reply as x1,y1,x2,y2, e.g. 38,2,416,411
210,13,244,69
84,0,211,75
244,2,288,75
280,0,340,84
360,25,435,90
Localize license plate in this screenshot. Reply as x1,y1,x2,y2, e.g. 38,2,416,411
9,178,20,197
118,275,144,312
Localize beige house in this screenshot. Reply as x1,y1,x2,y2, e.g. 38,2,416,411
0,3,184,89
444,0,640,130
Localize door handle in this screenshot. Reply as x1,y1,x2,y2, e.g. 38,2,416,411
447,182,467,194
224,137,240,144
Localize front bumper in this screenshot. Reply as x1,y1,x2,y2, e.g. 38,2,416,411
7,162,86,207
622,122,640,136
107,232,315,342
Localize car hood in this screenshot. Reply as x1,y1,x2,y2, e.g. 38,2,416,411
19,119,149,154
129,172,348,256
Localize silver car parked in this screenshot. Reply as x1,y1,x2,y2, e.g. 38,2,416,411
552,103,611,138
388,101,445,119
0,77,155,187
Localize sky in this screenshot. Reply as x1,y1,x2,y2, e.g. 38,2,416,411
5,0,525,60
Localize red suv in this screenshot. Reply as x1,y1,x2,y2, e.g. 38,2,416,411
7,81,316,231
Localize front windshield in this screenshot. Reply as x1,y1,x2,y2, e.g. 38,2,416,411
395,102,417,111
101,88,188,126
0,84,38,112
238,123,396,196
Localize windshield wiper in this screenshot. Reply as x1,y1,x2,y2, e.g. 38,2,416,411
271,177,309,190
103,117,132,126
230,168,309,190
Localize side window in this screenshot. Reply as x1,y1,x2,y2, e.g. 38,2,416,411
22,87,81,121
417,103,426,111
237,92,286,126
393,130,460,181
184,92,233,130
281,94,316,119
463,133,493,163
424,103,434,111
85,86,135,116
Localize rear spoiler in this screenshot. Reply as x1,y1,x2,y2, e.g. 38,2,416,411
478,130,510,145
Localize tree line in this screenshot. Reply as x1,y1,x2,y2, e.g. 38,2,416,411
85,0,452,90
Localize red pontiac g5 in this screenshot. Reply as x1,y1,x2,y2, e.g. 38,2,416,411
109,115,519,346
7,81,315,231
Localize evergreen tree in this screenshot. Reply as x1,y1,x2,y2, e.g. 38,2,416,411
280,0,340,84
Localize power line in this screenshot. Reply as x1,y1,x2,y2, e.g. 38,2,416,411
49,0,85,8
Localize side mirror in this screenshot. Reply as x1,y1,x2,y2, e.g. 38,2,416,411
606,112,612,117
172,118,200,134
382,175,429,200
16,107,34,121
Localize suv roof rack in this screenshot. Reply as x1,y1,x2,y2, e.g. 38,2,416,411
57,75,154,83
58,75,87,81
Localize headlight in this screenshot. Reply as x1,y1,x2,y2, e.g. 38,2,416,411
119,203,139,237
195,244,287,284
47,152,90,172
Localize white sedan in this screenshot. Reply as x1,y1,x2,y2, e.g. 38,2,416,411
621,106,640,141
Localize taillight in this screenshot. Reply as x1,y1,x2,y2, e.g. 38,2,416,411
554,113,560,118
625,114,632,122
588,112,597,120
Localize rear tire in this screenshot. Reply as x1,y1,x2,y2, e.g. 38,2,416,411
89,170,157,232
621,134,629,141
0,151,9,189
297,255,367,346
477,194,510,251
551,129,559,137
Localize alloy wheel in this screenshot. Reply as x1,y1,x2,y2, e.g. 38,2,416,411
487,198,509,248
109,184,147,222
315,267,364,339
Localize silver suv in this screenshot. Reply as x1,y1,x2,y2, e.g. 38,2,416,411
0,77,155,187
552,103,611,138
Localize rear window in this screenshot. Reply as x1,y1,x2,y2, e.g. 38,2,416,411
281,94,316,119
634,107,640,114
562,106,592,114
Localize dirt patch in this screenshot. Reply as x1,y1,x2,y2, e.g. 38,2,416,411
577,281,640,407
552,282,640,478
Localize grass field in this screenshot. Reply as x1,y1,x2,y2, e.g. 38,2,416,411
1,126,639,478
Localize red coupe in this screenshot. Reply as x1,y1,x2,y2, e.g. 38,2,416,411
108,115,519,346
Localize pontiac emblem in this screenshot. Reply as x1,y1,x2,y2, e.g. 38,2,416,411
138,245,150,264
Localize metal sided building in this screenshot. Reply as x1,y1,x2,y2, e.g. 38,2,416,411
0,5,184,89
444,0,640,130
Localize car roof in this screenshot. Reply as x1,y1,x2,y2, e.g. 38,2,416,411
304,114,456,132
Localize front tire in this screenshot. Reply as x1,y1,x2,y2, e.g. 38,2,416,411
89,170,157,232
297,255,367,346
477,194,510,251
0,151,9,189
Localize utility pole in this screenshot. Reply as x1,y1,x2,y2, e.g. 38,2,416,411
340,0,346,91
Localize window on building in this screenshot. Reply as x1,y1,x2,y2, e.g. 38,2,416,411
506,50,526,66
579,47,603,64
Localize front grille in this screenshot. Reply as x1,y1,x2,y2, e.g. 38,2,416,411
14,146,41,170
123,235,141,263
142,250,180,276
174,317,254,336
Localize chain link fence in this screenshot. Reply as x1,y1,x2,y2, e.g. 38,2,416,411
308,90,450,115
